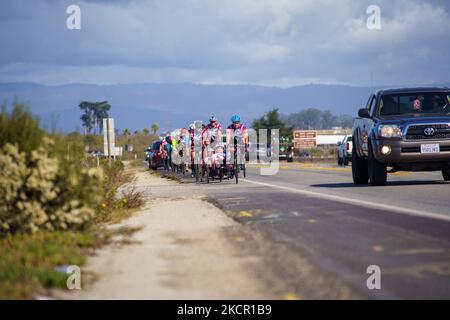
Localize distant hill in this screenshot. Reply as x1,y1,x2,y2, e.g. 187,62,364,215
0,82,448,132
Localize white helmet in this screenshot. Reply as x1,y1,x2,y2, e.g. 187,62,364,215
194,120,203,130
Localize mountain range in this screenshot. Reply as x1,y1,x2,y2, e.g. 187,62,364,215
1,82,448,132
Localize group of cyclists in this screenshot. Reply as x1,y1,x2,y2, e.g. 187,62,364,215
158,114,249,183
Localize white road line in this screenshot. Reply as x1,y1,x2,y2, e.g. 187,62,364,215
244,179,450,222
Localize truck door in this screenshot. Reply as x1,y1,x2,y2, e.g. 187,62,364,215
354,94,376,157
360,95,376,156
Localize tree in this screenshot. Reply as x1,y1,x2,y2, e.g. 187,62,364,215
122,128,131,137
321,110,337,129
337,115,354,129
143,128,150,135
283,108,354,130
79,101,111,134
134,130,141,135
252,108,293,140
151,123,159,135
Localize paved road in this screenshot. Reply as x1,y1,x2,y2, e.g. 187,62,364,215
156,162,450,299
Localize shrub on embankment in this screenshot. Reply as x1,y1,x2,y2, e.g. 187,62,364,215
0,101,143,299
0,103,103,236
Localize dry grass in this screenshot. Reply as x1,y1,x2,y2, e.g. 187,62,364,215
95,162,145,224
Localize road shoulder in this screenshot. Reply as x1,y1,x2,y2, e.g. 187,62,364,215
55,166,273,299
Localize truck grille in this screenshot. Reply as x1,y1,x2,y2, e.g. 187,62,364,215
401,146,450,153
406,124,450,140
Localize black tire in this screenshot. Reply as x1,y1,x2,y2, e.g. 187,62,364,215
338,155,343,166
443,169,450,181
352,146,368,184
368,144,387,186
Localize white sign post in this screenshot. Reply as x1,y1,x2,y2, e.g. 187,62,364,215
103,118,115,167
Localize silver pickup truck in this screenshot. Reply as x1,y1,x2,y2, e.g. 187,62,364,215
352,87,450,186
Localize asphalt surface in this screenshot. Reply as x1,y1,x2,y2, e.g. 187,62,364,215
154,162,450,299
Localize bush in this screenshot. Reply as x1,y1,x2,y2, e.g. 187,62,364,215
0,140,103,236
0,101,44,156
96,160,143,223
0,104,104,236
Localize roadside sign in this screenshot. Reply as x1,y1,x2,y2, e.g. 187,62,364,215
103,118,116,156
294,140,316,148
293,130,317,148
294,130,317,140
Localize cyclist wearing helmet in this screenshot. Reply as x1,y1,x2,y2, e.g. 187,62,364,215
202,115,222,147
179,127,189,146
188,123,196,176
162,135,173,171
190,120,204,176
226,114,248,147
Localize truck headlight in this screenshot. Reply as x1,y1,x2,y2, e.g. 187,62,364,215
378,125,402,138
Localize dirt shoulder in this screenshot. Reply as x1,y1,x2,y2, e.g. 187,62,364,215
56,164,273,299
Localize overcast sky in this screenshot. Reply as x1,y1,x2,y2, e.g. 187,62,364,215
0,0,449,87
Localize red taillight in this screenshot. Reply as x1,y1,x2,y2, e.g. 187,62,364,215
346,143,350,151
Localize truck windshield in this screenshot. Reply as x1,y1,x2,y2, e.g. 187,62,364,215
378,93,450,116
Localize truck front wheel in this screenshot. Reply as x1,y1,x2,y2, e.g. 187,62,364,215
368,144,387,186
352,147,368,184
443,169,450,181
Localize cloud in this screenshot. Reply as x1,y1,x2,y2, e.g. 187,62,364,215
0,0,449,87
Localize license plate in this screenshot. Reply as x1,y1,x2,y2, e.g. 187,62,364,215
421,144,440,154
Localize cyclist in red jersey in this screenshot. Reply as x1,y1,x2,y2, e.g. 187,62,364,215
202,115,223,147
226,114,248,147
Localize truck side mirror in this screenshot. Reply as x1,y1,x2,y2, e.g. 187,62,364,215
358,108,371,118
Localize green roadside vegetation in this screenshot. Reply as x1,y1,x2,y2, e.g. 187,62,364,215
0,101,144,299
